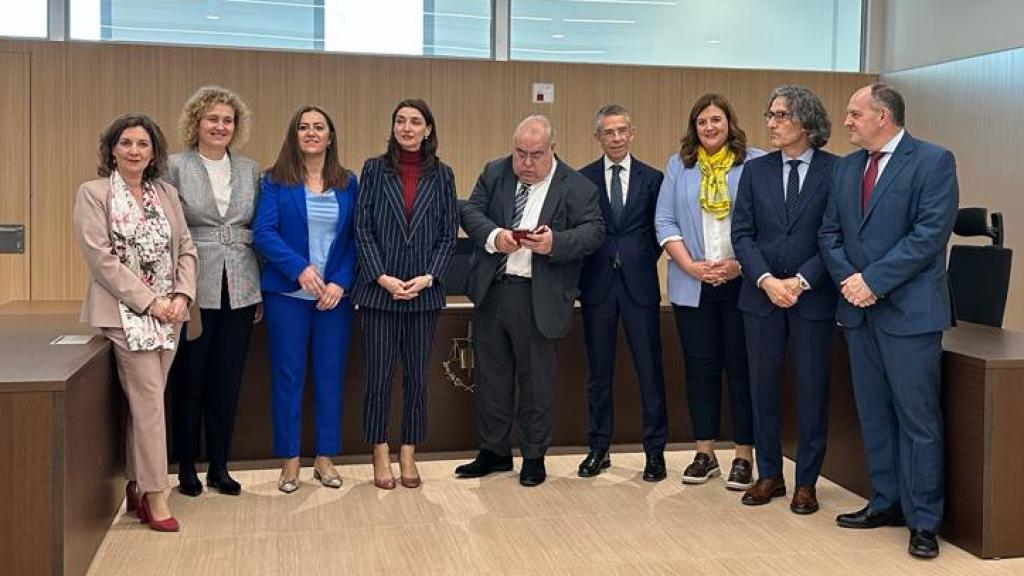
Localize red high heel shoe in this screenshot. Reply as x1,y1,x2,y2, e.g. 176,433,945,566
139,493,180,533
125,481,141,517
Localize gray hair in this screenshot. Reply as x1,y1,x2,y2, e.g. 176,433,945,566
768,85,831,149
514,114,555,145
594,104,632,133
869,83,906,127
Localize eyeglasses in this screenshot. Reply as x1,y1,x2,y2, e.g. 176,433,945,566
764,110,793,123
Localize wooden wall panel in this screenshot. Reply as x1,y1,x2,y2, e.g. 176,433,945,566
0,52,30,306
0,39,872,302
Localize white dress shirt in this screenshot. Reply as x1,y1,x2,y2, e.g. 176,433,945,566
604,153,631,205
485,159,558,278
866,129,905,182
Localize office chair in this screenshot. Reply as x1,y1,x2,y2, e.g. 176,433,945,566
947,207,1012,327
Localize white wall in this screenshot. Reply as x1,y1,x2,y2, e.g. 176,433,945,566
879,0,1024,72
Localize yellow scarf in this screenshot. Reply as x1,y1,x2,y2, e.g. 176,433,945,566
697,146,735,220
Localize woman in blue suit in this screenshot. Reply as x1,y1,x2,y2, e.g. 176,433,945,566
655,93,763,490
354,98,457,489
254,105,357,493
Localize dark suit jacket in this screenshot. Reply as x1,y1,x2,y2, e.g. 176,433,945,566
819,132,959,335
460,157,604,339
253,173,358,294
578,156,664,306
352,156,458,311
732,149,838,320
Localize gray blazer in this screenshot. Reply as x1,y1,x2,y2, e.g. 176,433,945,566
167,150,262,309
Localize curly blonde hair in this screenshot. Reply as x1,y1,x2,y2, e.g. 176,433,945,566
177,86,252,150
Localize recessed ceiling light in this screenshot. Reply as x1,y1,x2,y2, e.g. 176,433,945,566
206,14,221,21
552,33,565,39
706,39,721,44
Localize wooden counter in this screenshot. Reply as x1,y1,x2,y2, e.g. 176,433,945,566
0,307,121,576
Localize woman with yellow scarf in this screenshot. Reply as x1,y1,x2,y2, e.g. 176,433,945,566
654,93,764,490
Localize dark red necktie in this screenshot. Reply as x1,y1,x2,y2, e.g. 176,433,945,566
861,151,884,213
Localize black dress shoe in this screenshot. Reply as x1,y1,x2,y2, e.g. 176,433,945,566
519,458,546,487
577,448,610,478
178,470,202,497
454,449,514,478
206,469,242,496
836,504,905,529
908,529,940,559
642,450,666,482
682,452,720,484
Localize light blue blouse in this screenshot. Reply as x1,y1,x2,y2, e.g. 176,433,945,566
285,188,339,300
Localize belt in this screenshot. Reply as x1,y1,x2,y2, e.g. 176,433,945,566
494,274,531,284
191,225,254,245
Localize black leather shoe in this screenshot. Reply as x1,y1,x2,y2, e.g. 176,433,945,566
206,468,242,496
725,458,754,491
908,529,940,559
519,458,546,487
577,448,610,478
836,504,906,529
454,449,514,478
177,470,202,497
642,450,667,482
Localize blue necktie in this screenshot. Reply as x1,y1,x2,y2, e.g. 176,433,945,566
496,182,530,277
785,159,801,222
609,164,624,226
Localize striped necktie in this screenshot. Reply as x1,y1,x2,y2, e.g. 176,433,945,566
496,182,530,277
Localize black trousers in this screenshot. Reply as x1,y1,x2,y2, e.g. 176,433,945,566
472,278,557,460
170,274,257,472
671,278,753,445
581,270,667,451
360,307,439,445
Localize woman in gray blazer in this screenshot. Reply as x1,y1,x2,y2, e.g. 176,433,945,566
166,86,262,497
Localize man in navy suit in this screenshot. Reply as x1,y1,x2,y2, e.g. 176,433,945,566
576,104,668,481
732,85,838,515
820,84,958,559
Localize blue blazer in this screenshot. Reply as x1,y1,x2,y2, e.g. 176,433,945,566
578,156,664,306
352,157,458,312
732,149,838,320
253,173,358,294
819,132,959,335
654,149,764,307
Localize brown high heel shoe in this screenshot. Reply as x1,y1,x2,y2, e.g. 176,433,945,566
399,445,421,488
372,445,396,490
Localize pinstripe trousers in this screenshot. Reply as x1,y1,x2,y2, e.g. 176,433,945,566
360,307,439,445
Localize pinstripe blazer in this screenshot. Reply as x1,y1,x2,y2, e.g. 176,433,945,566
352,156,458,312
167,150,262,309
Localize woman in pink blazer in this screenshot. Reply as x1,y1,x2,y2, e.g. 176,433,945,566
74,113,197,532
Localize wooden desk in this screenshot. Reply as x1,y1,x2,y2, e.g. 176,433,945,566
782,322,1024,559
0,307,121,576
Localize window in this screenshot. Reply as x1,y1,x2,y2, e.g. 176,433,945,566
68,0,492,58
510,0,862,72
0,0,47,38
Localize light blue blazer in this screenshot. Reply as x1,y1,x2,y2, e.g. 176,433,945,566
654,149,764,307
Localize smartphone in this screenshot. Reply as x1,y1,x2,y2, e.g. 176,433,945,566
511,228,536,241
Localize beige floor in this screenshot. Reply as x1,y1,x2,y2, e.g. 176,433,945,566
87,450,1024,576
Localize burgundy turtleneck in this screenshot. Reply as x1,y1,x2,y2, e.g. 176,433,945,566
398,148,420,220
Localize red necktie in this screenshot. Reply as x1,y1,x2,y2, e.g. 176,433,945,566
861,151,884,213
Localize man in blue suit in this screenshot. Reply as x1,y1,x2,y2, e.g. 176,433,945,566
577,104,668,481
732,85,838,514
820,84,958,559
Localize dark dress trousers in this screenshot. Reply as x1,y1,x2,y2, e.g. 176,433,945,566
353,157,458,445
578,156,668,452
819,132,959,532
731,149,838,487
461,157,604,459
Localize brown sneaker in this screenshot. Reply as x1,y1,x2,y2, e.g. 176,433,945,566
725,458,754,490
681,453,720,484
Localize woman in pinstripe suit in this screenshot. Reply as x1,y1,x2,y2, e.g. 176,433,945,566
354,99,458,489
